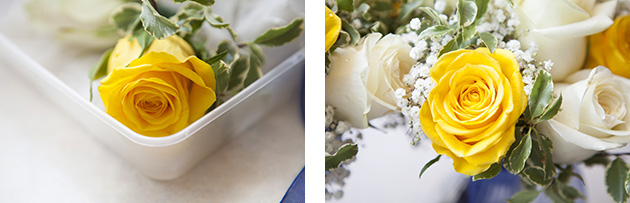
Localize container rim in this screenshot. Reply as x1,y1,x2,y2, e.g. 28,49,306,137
0,33,305,147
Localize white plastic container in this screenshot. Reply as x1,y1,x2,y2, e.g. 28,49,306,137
0,33,304,180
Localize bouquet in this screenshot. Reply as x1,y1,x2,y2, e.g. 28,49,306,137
82,0,304,136
325,0,630,202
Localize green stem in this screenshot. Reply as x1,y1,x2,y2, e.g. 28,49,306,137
594,152,630,157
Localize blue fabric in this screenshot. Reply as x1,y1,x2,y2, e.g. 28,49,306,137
463,166,585,203
465,168,521,203
281,167,305,203
300,75,305,122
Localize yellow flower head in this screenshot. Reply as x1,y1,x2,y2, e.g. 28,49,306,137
107,34,195,73
325,6,341,53
99,35,216,137
585,15,630,78
419,48,527,176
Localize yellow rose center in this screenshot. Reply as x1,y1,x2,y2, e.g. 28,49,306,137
138,95,167,115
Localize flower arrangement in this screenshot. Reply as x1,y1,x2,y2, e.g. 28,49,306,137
88,0,304,137
325,0,630,202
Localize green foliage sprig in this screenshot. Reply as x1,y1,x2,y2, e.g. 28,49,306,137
88,0,304,109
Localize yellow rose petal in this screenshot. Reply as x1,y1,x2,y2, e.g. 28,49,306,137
325,6,341,53
419,48,527,176
585,15,630,78
99,37,216,137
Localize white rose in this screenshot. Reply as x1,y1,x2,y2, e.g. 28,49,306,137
25,0,125,49
537,67,630,164
514,0,617,81
326,33,415,128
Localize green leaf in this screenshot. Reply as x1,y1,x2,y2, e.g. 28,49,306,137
88,48,113,101
455,33,470,49
528,70,554,119
341,19,360,45
479,32,497,53
244,51,262,88
507,130,532,174
211,60,230,94
461,23,477,41
171,2,205,26
557,165,585,184
110,3,142,34
204,12,230,29
474,0,490,22
333,31,351,47
370,21,388,33
457,0,478,27
227,55,248,91
131,29,154,58
216,40,238,63
172,0,214,6
206,50,227,65
399,0,424,21
419,7,448,26
539,95,562,121
545,183,572,203
419,155,441,179
473,163,501,181
357,3,372,21
523,166,552,186
418,25,454,39
325,143,359,171
584,155,610,167
189,35,211,60
507,190,540,203
438,37,457,58
536,133,555,179
625,170,630,196
606,158,629,203
253,18,304,47
337,0,354,12
140,0,180,39
562,186,584,200
170,2,205,35
249,43,265,65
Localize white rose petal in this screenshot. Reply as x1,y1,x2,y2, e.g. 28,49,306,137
516,0,617,81
537,67,630,164
326,33,414,128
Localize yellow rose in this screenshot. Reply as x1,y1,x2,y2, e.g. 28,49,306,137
585,15,630,78
107,34,195,73
99,35,216,137
325,6,341,53
419,48,527,176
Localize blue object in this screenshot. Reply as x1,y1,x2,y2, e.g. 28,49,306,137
281,167,305,203
464,168,521,203
462,166,585,203
300,73,305,122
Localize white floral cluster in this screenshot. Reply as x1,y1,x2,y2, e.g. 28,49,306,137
325,105,355,200
502,40,553,95
475,0,520,42
396,0,553,142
